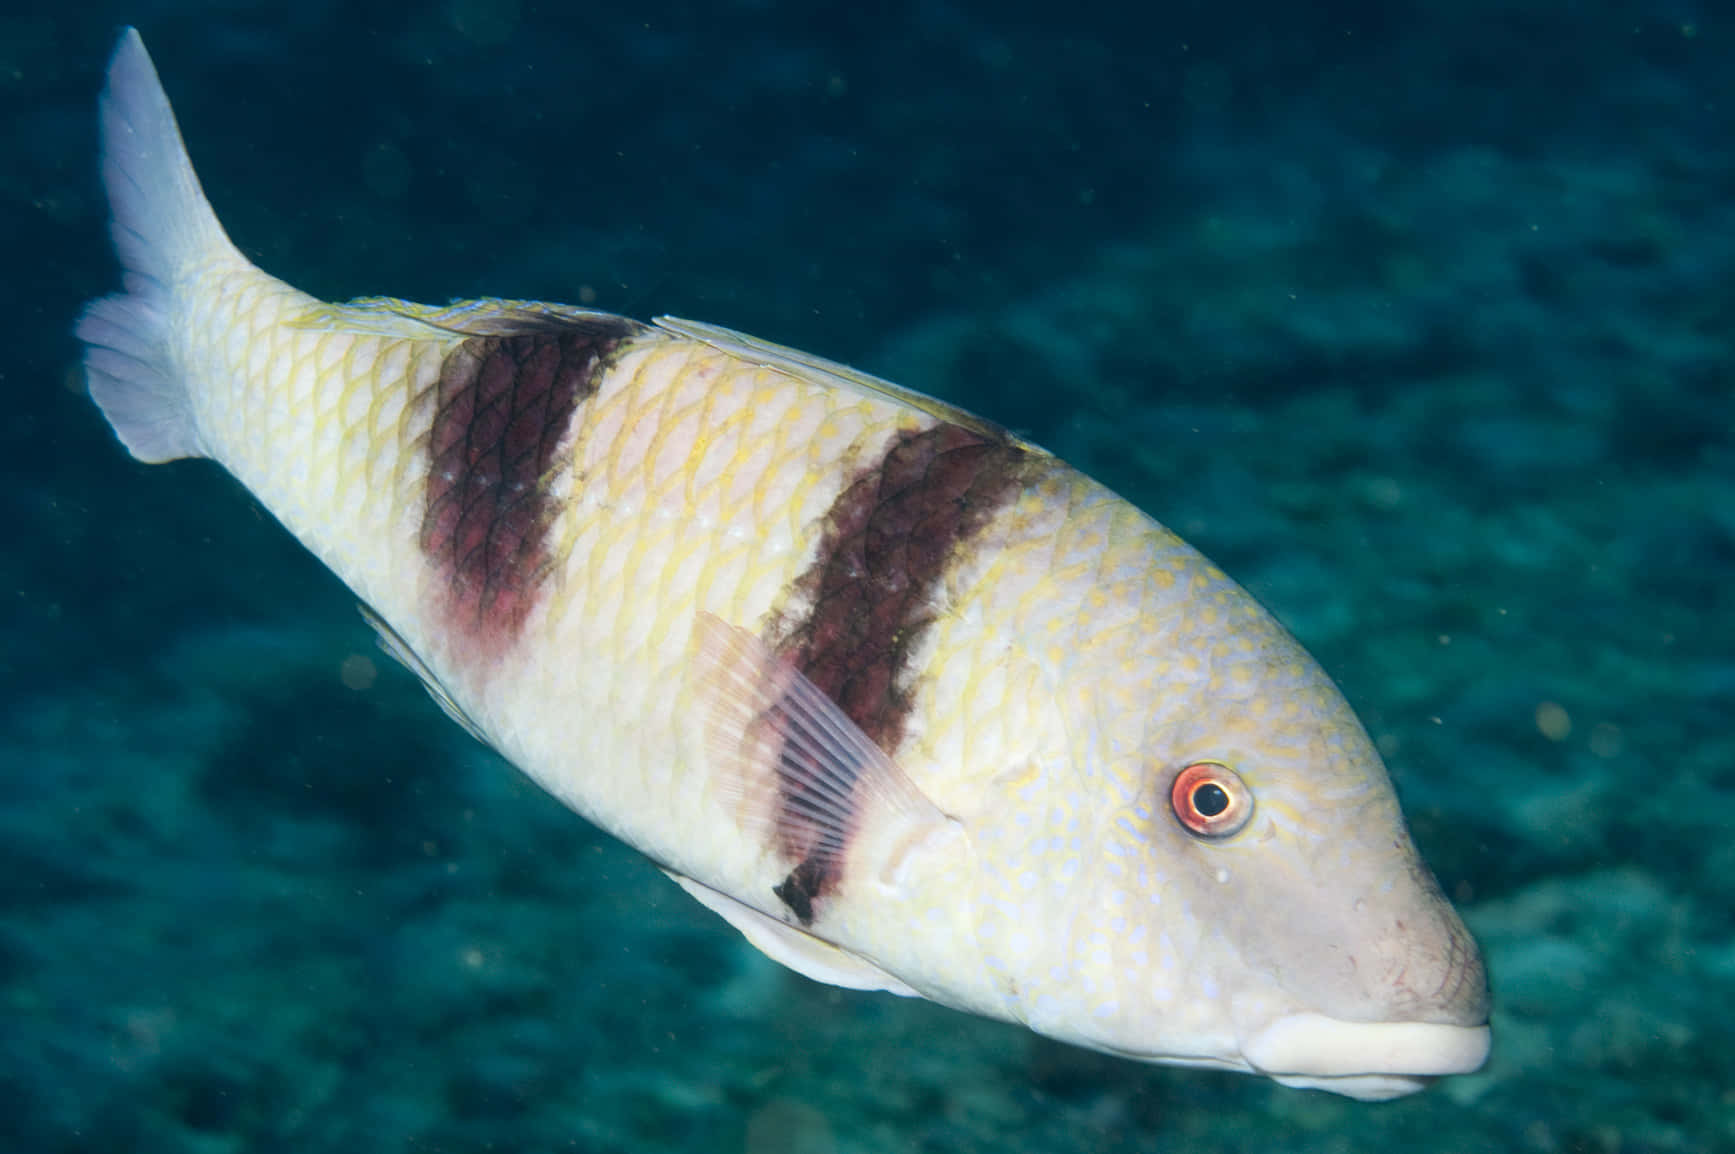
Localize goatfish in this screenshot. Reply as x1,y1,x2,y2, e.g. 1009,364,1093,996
78,27,1490,1100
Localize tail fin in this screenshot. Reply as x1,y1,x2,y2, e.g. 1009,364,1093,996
76,27,241,462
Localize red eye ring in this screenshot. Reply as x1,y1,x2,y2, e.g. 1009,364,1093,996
1170,762,1253,838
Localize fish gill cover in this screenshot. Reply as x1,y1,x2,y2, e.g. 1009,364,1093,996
3,1,1733,1151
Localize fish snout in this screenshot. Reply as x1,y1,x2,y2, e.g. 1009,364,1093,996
1388,899,1490,1028
1239,886,1491,1100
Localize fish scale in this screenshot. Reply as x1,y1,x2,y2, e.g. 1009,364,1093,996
176,271,453,616
76,27,1492,1101
521,354,972,886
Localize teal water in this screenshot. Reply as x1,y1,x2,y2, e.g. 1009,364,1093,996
5,3,1731,1150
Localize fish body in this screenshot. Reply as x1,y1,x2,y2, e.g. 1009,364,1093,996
78,29,1489,1099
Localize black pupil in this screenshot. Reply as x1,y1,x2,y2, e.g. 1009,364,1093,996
1192,782,1231,818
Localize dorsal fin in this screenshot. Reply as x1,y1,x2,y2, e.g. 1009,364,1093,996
376,296,655,338
655,315,1042,451
291,295,658,342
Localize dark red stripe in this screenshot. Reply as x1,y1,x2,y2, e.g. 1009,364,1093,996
767,421,1038,922
421,316,638,652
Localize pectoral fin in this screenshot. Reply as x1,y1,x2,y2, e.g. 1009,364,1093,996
690,612,957,924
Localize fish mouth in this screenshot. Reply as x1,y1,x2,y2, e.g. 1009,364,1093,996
1241,1012,1491,1101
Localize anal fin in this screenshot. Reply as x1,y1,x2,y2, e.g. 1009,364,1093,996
359,603,492,748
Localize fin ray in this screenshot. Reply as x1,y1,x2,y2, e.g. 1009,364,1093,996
692,612,949,877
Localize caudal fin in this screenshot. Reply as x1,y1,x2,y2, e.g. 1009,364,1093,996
76,27,240,462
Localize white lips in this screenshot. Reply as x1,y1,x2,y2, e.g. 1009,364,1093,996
1242,1013,1492,1101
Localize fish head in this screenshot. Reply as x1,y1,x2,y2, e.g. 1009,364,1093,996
971,529,1489,1100
1130,657,1494,1101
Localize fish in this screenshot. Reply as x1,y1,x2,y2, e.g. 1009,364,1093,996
76,27,1490,1101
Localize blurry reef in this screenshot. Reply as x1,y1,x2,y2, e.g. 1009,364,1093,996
2,1,1733,1151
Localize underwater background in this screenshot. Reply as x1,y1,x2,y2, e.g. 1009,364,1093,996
5,1,1732,1150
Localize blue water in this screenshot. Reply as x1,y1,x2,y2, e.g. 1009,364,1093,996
6,2,1732,1150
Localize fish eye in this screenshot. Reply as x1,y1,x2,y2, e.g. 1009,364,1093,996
1170,762,1253,838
